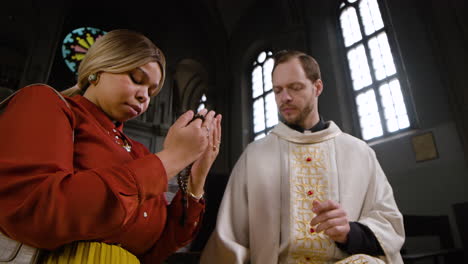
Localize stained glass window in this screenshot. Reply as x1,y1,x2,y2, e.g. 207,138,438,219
338,0,412,140
251,51,277,141
62,27,107,74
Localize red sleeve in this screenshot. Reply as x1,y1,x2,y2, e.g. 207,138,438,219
0,85,168,249
140,191,205,264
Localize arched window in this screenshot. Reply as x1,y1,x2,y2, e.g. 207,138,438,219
338,0,412,140
250,51,278,141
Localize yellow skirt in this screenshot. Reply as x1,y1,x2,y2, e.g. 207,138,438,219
41,242,140,264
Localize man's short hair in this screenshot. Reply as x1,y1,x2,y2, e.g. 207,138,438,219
272,50,321,83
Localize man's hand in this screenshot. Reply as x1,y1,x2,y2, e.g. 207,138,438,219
310,200,350,243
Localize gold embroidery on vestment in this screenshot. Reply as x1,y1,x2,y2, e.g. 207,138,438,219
288,145,335,264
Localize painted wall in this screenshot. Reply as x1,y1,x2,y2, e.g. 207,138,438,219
371,0,468,246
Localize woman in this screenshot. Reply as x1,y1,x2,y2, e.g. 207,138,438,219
0,29,222,263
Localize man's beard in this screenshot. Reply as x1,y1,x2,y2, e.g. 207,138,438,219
281,103,314,128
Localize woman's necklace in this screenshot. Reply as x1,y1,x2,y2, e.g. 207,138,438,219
121,138,132,152
109,128,132,152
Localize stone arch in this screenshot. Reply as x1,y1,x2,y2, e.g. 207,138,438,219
174,59,210,113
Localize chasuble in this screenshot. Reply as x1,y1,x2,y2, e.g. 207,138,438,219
201,121,404,264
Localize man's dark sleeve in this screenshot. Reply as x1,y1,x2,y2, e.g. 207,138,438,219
335,222,385,256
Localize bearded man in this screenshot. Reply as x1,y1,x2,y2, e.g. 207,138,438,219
201,50,404,264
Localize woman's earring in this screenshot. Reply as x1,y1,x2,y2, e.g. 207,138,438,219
88,73,99,84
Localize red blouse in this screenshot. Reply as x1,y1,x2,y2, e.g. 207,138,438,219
0,84,204,263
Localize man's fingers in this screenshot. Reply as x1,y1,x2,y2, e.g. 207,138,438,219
324,225,349,238
314,217,348,233
309,200,350,243
310,208,346,226
312,199,339,214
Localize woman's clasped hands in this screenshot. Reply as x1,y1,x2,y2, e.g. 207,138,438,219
156,109,222,187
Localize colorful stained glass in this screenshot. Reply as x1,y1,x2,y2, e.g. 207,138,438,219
62,27,107,73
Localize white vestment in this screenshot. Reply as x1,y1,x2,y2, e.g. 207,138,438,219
201,122,404,264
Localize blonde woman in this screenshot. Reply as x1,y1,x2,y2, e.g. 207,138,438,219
0,29,221,263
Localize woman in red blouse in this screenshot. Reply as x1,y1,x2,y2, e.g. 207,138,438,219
0,29,222,263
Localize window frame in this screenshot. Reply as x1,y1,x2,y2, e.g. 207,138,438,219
248,50,277,141
337,0,417,141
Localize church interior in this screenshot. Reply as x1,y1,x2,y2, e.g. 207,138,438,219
1,0,467,263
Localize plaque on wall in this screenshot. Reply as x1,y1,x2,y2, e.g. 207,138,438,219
411,131,439,162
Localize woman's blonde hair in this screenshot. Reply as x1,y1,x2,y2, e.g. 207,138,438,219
62,29,166,97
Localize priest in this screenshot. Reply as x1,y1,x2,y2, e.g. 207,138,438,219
201,50,404,264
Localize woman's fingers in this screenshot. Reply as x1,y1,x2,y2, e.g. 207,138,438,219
212,115,222,152
201,110,215,131
172,110,194,129
189,108,208,128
